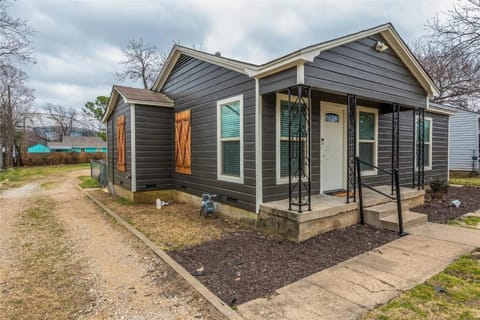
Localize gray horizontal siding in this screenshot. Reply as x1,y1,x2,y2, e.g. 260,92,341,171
106,98,132,190
135,105,174,191
304,34,427,108
363,109,449,187
449,110,479,171
259,67,297,95
162,54,257,212
262,93,321,203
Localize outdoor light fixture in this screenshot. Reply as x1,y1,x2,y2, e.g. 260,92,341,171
375,41,389,52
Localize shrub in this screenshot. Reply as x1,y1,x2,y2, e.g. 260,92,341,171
430,178,449,199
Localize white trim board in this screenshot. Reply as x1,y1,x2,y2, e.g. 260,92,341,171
216,94,244,184
130,104,137,192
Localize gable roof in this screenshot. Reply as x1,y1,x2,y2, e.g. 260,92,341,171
153,23,439,97
102,85,174,122
48,136,106,149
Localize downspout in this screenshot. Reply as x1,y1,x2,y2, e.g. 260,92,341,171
255,77,263,213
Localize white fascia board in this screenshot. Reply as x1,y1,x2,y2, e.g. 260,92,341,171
126,99,174,107
154,46,257,91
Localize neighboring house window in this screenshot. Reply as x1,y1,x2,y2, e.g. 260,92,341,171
217,95,243,183
175,109,192,175
416,117,433,170
116,115,126,172
276,94,307,184
357,107,378,175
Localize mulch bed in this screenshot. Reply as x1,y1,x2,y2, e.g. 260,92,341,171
411,186,480,223
169,224,396,305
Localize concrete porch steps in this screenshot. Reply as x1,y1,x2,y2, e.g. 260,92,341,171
364,201,427,232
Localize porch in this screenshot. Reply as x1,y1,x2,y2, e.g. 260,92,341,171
257,185,426,242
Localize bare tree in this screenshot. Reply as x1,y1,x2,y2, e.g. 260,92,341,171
0,65,34,168
428,0,480,57
0,0,35,66
413,0,480,110
413,39,480,109
44,104,78,140
115,38,162,89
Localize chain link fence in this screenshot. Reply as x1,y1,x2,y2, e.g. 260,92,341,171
90,159,108,187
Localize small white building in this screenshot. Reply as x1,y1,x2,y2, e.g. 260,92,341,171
445,104,480,172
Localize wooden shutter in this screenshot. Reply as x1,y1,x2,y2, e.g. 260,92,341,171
116,115,126,172
175,110,191,174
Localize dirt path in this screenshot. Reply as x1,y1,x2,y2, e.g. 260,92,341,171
0,169,223,319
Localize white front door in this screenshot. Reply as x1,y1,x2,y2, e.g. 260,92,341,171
320,102,346,191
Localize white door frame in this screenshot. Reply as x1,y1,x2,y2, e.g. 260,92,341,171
320,101,348,193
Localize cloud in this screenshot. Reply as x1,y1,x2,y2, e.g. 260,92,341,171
8,0,454,111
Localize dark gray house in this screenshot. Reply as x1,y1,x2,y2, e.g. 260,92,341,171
104,24,452,241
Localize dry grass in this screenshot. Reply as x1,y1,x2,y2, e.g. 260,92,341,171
0,196,93,320
0,164,89,191
89,190,239,251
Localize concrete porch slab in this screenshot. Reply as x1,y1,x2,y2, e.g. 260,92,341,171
257,186,425,242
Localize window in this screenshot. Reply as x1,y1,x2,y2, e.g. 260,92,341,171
357,107,378,175
416,117,432,170
217,95,243,183
276,94,307,184
116,115,126,172
175,109,192,174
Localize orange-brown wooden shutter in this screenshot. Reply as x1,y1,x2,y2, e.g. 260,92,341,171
116,115,126,172
175,110,191,174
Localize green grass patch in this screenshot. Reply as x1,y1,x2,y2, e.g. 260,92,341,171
115,196,134,206
364,251,480,320
78,176,101,189
448,216,480,228
450,177,480,187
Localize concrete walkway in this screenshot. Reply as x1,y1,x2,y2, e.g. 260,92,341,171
237,223,480,320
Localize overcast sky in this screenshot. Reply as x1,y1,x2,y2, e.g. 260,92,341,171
9,0,453,111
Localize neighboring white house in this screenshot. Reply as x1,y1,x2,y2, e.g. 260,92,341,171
446,104,480,172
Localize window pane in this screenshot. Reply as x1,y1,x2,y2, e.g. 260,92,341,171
359,142,374,171
416,119,431,143
280,141,289,177
221,101,240,138
222,141,240,176
359,112,375,140
424,120,431,143
280,140,305,177
415,143,431,167
280,100,306,138
424,144,430,167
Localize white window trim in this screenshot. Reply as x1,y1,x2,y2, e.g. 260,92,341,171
217,94,244,184
276,93,309,185
415,116,433,171
356,106,379,176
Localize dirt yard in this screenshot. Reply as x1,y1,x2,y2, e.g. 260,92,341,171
412,186,480,223
0,167,223,320
90,189,397,306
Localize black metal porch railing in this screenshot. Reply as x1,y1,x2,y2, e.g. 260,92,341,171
356,157,407,236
